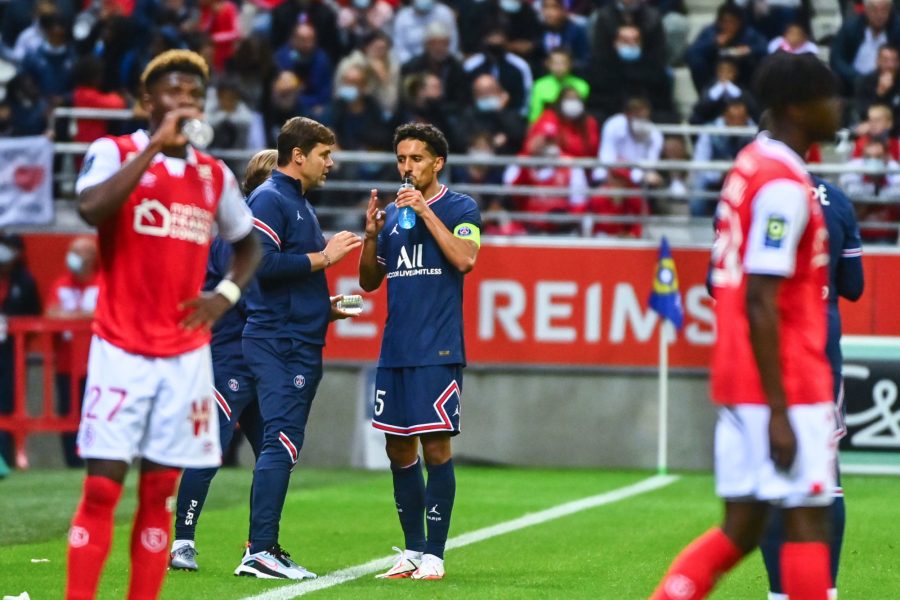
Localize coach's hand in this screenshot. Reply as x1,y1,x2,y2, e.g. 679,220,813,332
179,291,231,331
324,230,363,264
768,410,797,472
365,189,386,239
395,187,428,216
328,294,356,321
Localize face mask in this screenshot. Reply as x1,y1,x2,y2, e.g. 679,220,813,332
476,95,502,112
337,84,360,102
499,0,521,11
617,45,641,61
560,98,584,119
468,149,494,160
864,157,884,171
66,251,84,274
631,118,653,138
0,244,15,265
543,144,561,157
352,0,371,8
413,0,435,11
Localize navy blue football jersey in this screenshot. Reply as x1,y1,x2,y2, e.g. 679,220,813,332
811,177,864,376
376,185,482,367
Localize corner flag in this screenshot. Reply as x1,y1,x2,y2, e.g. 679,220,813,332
648,236,684,331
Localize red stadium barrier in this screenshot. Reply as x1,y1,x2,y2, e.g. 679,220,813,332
0,317,91,469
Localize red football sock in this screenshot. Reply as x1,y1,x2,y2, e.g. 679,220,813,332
66,475,124,600
781,542,831,600
651,528,744,600
127,469,180,600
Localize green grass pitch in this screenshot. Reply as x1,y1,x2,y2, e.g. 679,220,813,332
1,467,898,598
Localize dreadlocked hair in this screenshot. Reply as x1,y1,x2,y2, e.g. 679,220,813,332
140,49,209,91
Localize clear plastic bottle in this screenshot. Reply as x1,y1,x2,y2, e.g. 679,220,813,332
398,176,416,229
181,118,214,149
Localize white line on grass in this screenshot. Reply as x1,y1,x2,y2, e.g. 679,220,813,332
240,474,679,600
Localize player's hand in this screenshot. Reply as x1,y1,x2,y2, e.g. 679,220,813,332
365,189,386,239
324,230,363,264
150,107,202,152
395,186,428,216
179,291,231,331
768,410,797,472
328,294,356,321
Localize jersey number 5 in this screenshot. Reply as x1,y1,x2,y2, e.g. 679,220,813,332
374,390,386,416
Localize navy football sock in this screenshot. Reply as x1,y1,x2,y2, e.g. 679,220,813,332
760,506,786,593
174,467,217,541
424,459,456,559
391,458,426,553
248,460,291,555
830,493,846,587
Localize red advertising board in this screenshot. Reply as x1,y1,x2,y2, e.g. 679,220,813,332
19,235,900,369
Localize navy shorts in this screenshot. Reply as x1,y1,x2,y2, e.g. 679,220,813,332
372,365,462,437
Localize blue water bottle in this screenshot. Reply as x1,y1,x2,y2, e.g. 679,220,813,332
398,176,416,230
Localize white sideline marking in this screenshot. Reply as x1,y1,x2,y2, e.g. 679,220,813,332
240,474,679,600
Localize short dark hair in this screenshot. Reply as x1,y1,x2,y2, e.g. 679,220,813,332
753,52,837,113
716,1,744,23
276,117,336,166
140,49,209,91
393,122,449,160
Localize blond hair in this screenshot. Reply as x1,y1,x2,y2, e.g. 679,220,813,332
140,49,210,90
243,149,278,195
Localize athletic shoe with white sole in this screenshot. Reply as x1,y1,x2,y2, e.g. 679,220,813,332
169,544,199,571
410,553,444,580
233,544,317,580
375,547,422,579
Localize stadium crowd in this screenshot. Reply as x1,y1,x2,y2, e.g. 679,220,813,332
0,0,899,238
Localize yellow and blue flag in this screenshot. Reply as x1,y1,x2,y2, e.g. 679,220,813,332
648,236,684,330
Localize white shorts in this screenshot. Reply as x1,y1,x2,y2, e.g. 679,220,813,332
76,336,221,468
714,403,836,508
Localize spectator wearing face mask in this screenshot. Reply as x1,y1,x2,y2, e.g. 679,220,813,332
335,31,401,116
274,23,334,120
458,0,543,60
593,96,664,187
840,137,900,243
392,0,458,64
336,0,394,55
21,15,76,107
0,233,41,467
46,236,100,468
331,64,391,151
529,48,590,123
401,22,469,110
270,0,342,64
503,133,590,232
526,86,600,158
464,27,534,116
589,0,667,79
589,24,673,122
453,73,526,154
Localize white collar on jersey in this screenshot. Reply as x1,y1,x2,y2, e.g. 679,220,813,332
756,131,806,173
132,129,199,165
426,184,448,206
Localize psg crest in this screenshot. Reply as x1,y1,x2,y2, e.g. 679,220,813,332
228,378,240,392
293,374,306,389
